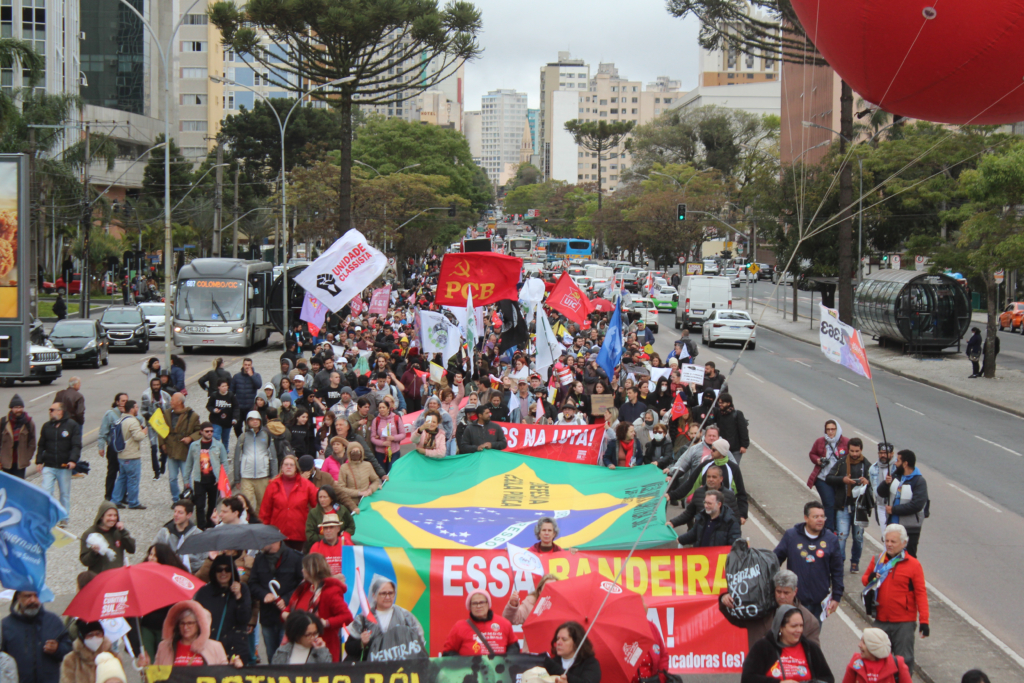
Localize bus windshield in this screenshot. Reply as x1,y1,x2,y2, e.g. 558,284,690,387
176,278,246,322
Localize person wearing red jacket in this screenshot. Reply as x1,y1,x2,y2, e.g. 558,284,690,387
259,455,319,550
807,420,850,532
842,627,912,683
282,553,352,662
861,524,929,674
441,589,519,656
631,619,669,683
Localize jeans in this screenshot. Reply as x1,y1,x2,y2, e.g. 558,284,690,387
111,459,142,507
261,623,285,662
835,507,864,566
248,627,259,665
447,437,458,456
165,458,188,503
814,479,837,532
212,424,231,452
41,467,71,522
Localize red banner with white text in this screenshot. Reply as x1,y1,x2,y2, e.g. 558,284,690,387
493,421,603,465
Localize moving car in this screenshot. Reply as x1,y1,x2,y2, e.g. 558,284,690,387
675,276,732,331
0,320,63,386
999,302,1024,332
725,268,742,288
48,319,109,368
138,302,168,339
702,309,756,349
702,259,720,274
652,286,678,311
756,263,775,281
626,297,660,332
100,304,150,352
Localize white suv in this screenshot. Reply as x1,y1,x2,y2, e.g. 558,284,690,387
626,297,660,333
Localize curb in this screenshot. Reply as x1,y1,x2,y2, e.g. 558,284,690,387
39,305,112,323
754,317,1024,420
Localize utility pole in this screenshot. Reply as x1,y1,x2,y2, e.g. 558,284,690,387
232,166,239,258
28,128,37,320
214,143,223,256
837,81,854,324
80,123,91,319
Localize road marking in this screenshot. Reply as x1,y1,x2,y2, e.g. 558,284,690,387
745,373,765,384
837,377,859,388
894,402,925,416
791,397,816,411
947,483,1002,512
835,607,863,638
793,360,811,368
30,391,56,403
974,435,1022,456
95,367,119,375
759,345,775,353
854,430,878,444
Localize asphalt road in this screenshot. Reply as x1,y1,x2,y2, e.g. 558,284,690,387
651,311,1024,659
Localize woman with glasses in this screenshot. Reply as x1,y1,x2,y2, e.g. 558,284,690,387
271,611,333,664
345,576,426,662
193,554,251,664
153,600,240,667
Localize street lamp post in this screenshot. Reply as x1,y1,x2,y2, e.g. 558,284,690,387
211,75,354,343
352,160,421,251
117,0,204,369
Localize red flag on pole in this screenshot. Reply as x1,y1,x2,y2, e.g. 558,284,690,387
435,252,523,306
217,465,232,498
671,393,689,420
546,272,593,325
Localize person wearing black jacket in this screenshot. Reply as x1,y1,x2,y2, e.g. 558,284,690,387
966,326,982,377
712,393,749,462
35,402,81,527
486,391,510,423
668,466,740,528
249,541,304,662
288,409,318,457
676,491,741,547
645,424,673,466
699,361,727,393
741,605,834,683
193,554,252,663
543,621,601,683
460,406,508,453
206,379,238,452
230,359,263,437
198,358,233,396
825,437,872,572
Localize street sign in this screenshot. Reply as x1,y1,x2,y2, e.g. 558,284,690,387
677,255,686,264
891,254,901,270
995,270,1005,284
749,263,760,275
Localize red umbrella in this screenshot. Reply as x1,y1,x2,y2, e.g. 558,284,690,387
591,298,613,312
63,562,204,620
522,572,654,682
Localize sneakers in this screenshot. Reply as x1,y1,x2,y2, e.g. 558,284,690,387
128,505,147,510
850,564,859,574
114,503,127,509
153,474,161,480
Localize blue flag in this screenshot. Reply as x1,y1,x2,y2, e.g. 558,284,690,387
596,299,623,382
0,472,64,601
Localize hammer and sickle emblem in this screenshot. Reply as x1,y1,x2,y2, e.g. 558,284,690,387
452,260,471,278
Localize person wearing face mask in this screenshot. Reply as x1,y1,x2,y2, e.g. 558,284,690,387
454,393,481,449
650,380,674,418
632,409,660,453
1,590,72,683
59,621,113,683
644,424,673,467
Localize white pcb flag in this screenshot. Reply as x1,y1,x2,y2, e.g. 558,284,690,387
293,229,387,311
506,542,545,576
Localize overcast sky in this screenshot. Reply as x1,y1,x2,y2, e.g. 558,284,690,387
463,0,703,111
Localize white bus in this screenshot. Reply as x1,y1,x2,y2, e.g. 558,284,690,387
508,236,536,260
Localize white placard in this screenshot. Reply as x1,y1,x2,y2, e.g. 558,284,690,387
679,364,706,385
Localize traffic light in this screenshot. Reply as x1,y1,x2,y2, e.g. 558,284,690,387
677,203,687,221
882,254,889,263
448,204,457,217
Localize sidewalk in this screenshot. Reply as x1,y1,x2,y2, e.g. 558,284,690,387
745,300,1024,418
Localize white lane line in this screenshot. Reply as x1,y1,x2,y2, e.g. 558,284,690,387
759,345,775,353
750,440,818,493
947,483,1002,513
894,402,925,416
854,430,878,444
30,391,56,403
745,373,765,384
791,397,816,411
96,367,119,375
974,435,1022,456
793,360,811,368
837,377,859,388
835,607,863,638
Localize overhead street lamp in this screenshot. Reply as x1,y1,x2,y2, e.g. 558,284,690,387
210,74,355,343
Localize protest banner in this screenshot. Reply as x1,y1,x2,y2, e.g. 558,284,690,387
590,393,614,416
326,546,745,674
294,229,388,311
369,285,392,315
147,654,545,683
494,421,603,465
679,363,706,385
352,450,676,551
434,252,522,306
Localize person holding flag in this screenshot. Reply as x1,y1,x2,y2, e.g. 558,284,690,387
345,576,427,662
183,422,229,530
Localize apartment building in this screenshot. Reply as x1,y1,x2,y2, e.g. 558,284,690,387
697,2,779,86
464,109,482,163
539,52,590,181
359,58,465,133
480,88,528,185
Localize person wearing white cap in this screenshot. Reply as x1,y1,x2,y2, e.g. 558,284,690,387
842,627,911,683
232,410,278,511
93,652,127,683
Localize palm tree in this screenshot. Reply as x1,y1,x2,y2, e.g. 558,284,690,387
0,38,43,134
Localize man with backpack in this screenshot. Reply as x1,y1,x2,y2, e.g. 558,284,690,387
97,393,128,500
110,400,150,510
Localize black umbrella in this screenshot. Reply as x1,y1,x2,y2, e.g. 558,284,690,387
177,523,286,554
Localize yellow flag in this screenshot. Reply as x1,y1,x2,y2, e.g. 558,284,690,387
50,526,77,549
149,409,170,439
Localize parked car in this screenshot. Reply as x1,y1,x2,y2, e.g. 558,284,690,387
999,302,1024,332
99,304,150,352
756,263,775,281
702,309,756,349
725,268,742,288
772,270,797,285
53,273,82,295
652,286,678,311
138,302,167,339
626,297,660,333
48,319,109,368
0,320,62,386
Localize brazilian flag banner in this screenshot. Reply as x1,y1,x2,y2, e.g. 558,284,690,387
353,450,676,550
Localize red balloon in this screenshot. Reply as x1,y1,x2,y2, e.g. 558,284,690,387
789,0,1024,124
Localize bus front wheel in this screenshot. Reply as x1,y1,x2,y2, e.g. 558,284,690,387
181,345,193,353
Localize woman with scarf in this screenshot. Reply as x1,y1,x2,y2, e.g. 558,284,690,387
825,437,872,573
370,399,403,473
345,577,427,662
259,455,319,551
741,605,833,683
0,395,35,479
603,421,642,469
412,412,446,458
441,589,519,656
807,419,850,532
193,554,251,664
281,553,352,662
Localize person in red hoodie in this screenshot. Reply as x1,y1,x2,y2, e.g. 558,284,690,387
842,628,912,683
282,553,352,662
260,455,319,550
441,589,519,656
861,524,929,674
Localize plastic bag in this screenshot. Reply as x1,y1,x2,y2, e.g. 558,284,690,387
723,538,780,622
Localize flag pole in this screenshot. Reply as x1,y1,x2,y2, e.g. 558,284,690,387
864,354,889,448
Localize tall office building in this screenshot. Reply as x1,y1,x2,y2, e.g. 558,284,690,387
463,110,482,163
538,51,590,181
697,2,779,86
1,0,79,102
526,108,539,156
480,88,528,185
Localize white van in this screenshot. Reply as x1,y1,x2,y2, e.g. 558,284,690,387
675,276,733,331
586,265,614,280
